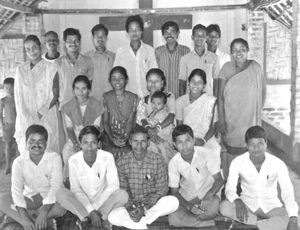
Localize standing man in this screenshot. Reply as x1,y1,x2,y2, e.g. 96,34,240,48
85,24,115,101
42,31,61,63
178,24,219,97
108,126,179,229
155,21,190,98
114,15,157,98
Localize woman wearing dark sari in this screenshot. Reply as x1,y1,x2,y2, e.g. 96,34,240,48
102,66,138,159
218,38,266,179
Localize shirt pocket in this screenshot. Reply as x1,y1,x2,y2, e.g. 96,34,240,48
265,173,277,187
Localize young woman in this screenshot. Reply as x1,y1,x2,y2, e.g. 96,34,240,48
102,66,138,160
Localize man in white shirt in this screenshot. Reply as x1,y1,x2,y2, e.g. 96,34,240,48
220,126,299,230
0,124,89,230
114,15,157,98
168,124,223,228
42,31,61,63
69,125,128,230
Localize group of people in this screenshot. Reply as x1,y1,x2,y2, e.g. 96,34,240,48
0,13,297,230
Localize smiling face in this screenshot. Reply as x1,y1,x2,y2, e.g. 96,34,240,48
110,71,127,90
207,30,220,51
80,133,98,162
247,138,266,159
26,133,47,158
65,35,80,53
174,133,195,158
189,74,206,95
163,26,179,45
128,21,143,42
73,81,89,102
92,29,107,51
192,29,207,49
231,42,248,63
24,40,42,62
146,73,164,94
129,132,149,158
45,33,59,52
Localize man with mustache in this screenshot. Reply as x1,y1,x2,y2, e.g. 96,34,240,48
42,31,60,63
155,21,190,99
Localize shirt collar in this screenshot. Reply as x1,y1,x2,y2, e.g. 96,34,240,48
191,47,208,57
23,150,49,165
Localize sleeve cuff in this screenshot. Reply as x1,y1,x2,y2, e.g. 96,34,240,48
14,200,27,209
42,196,56,205
227,194,239,203
287,208,299,218
86,204,95,214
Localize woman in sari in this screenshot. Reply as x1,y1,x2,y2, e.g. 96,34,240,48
102,66,138,160
137,68,176,162
218,38,266,179
176,68,220,157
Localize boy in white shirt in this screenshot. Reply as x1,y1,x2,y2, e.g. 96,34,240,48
69,125,128,230
220,126,299,230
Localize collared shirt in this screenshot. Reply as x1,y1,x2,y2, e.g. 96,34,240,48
155,44,190,98
69,150,119,213
114,42,158,98
216,48,231,74
178,49,219,95
117,151,168,209
226,152,299,217
169,147,219,201
85,49,115,101
56,53,94,106
11,151,63,208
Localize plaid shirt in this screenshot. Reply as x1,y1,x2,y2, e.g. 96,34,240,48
116,151,168,209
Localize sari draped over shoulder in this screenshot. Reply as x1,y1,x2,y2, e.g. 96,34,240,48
223,60,264,148
15,60,59,154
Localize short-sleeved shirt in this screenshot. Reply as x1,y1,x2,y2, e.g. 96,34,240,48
85,49,115,100
168,147,220,201
178,50,219,95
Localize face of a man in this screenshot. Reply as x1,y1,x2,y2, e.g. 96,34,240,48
92,29,107,51
207,30,220,50
192,29,207,48
129,132,149,157
45,33,59,52
163,26,179,45
128,21,143,42
247,138,267,158
65,35,80,53
80,133,98,161
174,133,195,158
26,133,47,158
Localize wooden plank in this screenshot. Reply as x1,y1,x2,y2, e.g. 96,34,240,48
0,0,33,13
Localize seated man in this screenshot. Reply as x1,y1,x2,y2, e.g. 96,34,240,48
69,125,128,229
0,124,88,230
108,126,179,229
168,124,223,227
220,126,299,230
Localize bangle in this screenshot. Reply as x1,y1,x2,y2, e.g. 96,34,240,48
145,124,151,128
156,124,162,131
289,216,298,224
201,137,207,144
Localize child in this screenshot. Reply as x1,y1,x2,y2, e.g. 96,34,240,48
61,75,103,180
0,78,17,174
142,91,175,162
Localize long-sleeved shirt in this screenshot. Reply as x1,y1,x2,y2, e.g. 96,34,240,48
114,42,157,98
11,151,63,208
69,150,119,213
226,152,299,217
116,151,168,209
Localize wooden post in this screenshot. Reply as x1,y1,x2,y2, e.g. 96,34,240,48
290,0,300,162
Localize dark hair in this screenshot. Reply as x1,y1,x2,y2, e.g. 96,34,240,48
145,68,166,92
91,24,109,36
245,126,267,143
25,124,48,142
72,75,91,90
206,24,221,38
63,28,81,42
192,24,206,36
24,34,41,46
172,124,194,142
78,125,100,142
151,91,168,105
129,125,149,140
125,15,144,32
188,68,207,84
44,31,59,39
109,66,129,83
3,78,14,86
230,38,249,53
161,21,179,34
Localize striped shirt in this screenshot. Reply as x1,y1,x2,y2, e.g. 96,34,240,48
155,44,190,98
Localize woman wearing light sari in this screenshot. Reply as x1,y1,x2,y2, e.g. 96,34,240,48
176,68,220,158
218,38,266,179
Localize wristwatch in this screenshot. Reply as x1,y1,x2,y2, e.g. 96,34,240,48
289,216,298,224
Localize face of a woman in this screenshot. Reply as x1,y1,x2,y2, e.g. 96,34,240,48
24,40,42,61
189,75,206,95
110,71,126,90
231,42,248,63
146,73,164,94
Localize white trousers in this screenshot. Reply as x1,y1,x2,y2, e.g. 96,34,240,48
108,195,179,229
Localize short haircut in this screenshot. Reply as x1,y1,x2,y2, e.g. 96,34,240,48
151,91,168,105
192,24,206,36
125,15,144,32
206,24,221,37
145,68,166,92
91,24,109,36
230,38,249,53
3,78,14,86
78,125,100,143
44,31,59,39
63,28,81,42
129,125,149,140
24,34,41,46
172,124,194,142
72,75,91,90
245,126,267,143
109,66,129,83
161,21,179,34
25,124,48,142
188,68,207,84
